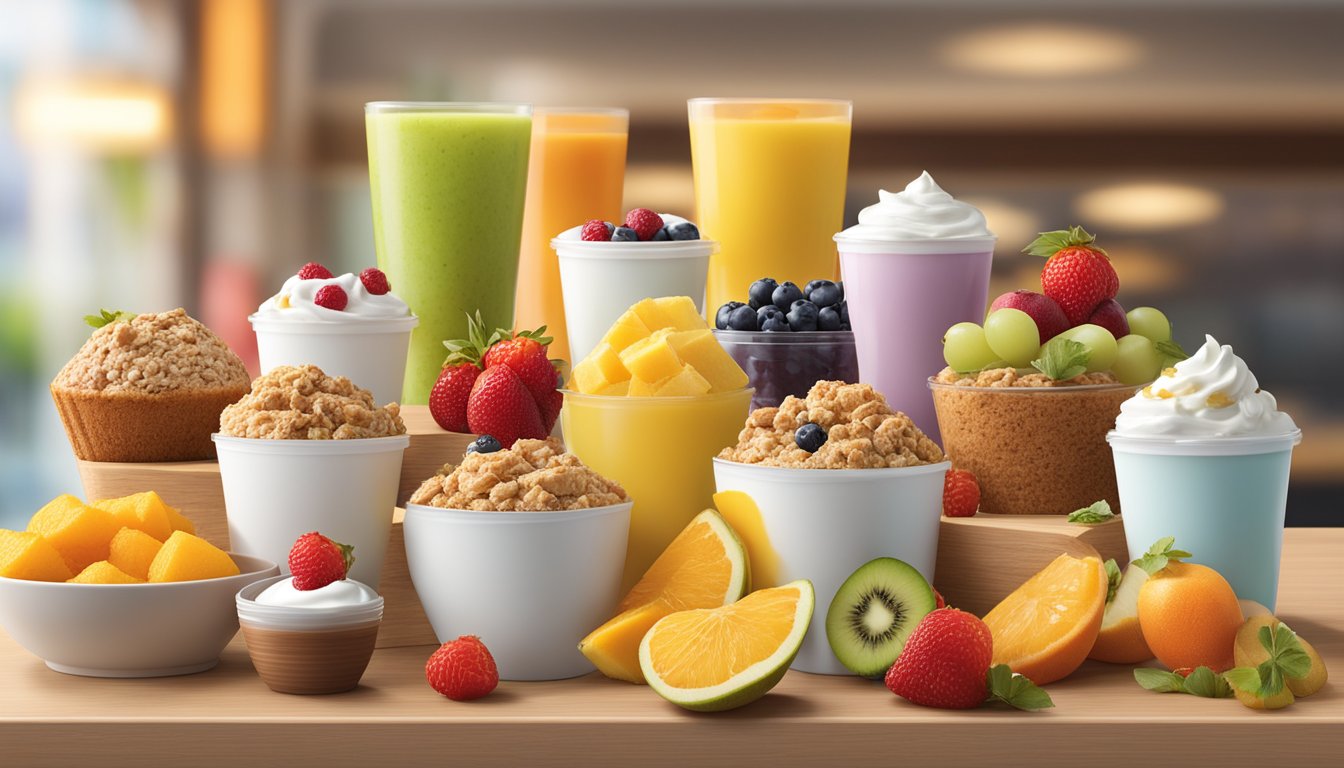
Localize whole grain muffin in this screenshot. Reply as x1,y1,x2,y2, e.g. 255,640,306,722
50,308,252,462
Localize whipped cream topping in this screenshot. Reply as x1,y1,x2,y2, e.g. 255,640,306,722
256,577,380,608
838,171,994,241
254,272,410,321
1113,335,1297,438
555,213,690,241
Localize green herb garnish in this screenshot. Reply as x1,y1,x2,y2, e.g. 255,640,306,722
1067,500,1115,525
986,664,1055,711
1223,623,1312,700
1031,337,1091,381
84,309,132,329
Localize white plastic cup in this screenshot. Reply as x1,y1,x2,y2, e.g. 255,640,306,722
212,434,410,588
553,236,714,364
1108,430,1301,612
249,315,419,406
712,458,949,675
403,501,632,681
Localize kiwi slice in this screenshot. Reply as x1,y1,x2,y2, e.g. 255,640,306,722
825,557,936,677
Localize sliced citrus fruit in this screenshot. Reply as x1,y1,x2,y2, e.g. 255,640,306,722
639,580,814,712
982,552,1106,685
1088,562,1154,664
579,509,748,683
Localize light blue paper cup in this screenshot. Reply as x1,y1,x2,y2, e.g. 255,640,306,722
1107,429,1301,612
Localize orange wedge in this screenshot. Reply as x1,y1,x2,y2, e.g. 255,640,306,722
640,580,814,711
1088,562,1154,664
580,509,748,683
982,552,1107,685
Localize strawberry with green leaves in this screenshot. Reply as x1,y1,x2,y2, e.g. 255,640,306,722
1024,225,1119,326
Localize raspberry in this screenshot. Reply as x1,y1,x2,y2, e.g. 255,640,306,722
942,469,980,517
314,284,348,311
623,208,664,241
297,262,334,280
359,267,391,295
580,220,612,242
426,635,498,701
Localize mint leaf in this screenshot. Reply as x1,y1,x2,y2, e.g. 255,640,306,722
1134,667,1187,693
84,309,132,329
1068,500,1115,524
1103,558,1123,603
1132,536,1193,576
1156,339,1189,362
1021,225,1099,258
1270,623,1313,680
986,664,1054,711
1183,666,1233,698
1032,337,1091,381
1224,666,1262,694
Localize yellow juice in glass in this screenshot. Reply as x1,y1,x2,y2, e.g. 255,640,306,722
688,99,852,313
515,109,628,362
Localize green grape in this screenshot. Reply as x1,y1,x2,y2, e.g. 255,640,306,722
1126,307,1171,343
1113,334,1163,385
983,308,1041,368
1060,323,1119,372
943,322,997,372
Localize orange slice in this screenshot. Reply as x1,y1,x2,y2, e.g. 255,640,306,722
982,552,1107,685
1088,562,1154,664
579,510,748,683
639,580,814,711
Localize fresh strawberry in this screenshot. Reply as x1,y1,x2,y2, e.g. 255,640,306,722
538,388,564,433
942,469,980,518
483,327,558,406
1024,226,1119,326
429,362,481,433
297,262,334,280
314,284,348,311
426,635,498,701
359,267,391,295
467,364,546,448
934,588,947,610
885,608,993,709
580,219,613,242
288,532,355,591
624,208,664,241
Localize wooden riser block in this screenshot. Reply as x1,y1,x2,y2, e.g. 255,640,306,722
933,514,1129,617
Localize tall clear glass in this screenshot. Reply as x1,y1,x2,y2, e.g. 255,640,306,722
365,102,532,405
688,98,852,314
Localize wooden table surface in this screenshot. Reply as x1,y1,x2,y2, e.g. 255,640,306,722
3,529,1340,768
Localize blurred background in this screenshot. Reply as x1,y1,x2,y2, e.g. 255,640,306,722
1,0,1340,528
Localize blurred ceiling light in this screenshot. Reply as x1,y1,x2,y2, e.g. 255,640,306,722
1075,182,1225,231
959,197,1040,252
942,23,1142,77
14,77,172,152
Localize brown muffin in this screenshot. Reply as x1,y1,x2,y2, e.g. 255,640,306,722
51,309,251,462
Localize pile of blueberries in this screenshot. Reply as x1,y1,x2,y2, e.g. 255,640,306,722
715,278,850,333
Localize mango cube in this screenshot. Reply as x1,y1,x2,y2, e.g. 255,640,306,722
148,531,240,583
26,495,122,573
632,297,705,333
0,530,73,582
598,309,651,352
654,366,712,397
570,358,608,394
165,505,195,535
108,527,163,581
596,380,630,396
620,329,682,383
668,329,749,392
95,491,174,541
68,560,144,584
591,342,630,384
627,375,662,397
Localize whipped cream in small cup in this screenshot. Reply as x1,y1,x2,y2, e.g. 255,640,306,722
254,272,412,321
256,577,380,609
837,171,995,242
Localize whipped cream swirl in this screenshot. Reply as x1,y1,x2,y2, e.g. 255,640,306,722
1113,335,1297,437
256,577,380,608
254,272,410,321
838,171,994,241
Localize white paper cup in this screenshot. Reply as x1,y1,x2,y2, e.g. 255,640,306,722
403,501,632,681
249,314,419,406
552,237,714,363
212,434,410,588
712,458,949,675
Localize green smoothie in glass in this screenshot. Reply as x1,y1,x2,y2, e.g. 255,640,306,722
365,102,532,404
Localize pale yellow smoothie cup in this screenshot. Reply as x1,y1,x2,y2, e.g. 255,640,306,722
561,388,753,591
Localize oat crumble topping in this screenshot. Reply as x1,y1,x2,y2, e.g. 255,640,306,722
218,364,405,439
409,438,629,511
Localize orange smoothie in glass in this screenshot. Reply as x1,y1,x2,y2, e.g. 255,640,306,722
515,108,628,362
688,98,851,314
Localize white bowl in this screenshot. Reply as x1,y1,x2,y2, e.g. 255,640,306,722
213,434,409,587
712,458,949,675
0,554,278,678
403,501,631,681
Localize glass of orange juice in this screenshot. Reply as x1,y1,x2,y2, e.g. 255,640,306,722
515,108,629,362
688,98,852,314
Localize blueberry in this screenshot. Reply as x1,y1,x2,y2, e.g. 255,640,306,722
772,281,804,311
837,300,849,325
757,304,784,323
786,299,819,332
803,279,824,297
817,305,843,331
611,226,639,242
665,221,700,241
794,422,827,453
749,278,778,310
760,314,791,332
808,280,842,308
716,301,744,330
651,227,671,241
603,222,616,236
467,435,503,455
726,304,759,331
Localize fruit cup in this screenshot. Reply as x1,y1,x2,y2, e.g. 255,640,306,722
712,330,859,410
212,434,410,587
561,388,753,592
930,380,1135,515
250,314,419,408
712,458,949,675
402,501,632,680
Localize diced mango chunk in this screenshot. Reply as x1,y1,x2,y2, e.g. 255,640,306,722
628,375,662,397
164,505,195,535
68,560,144,584
26,495,122,573
620,329,682,383
108,527,163,581
596,380,630,396
591,342,630,384
598,309,651,352
668,329,749,393
148,531,240,583
652,296,708,331
654,366,712,397
95,491,174,541
570,358,608,394
0,530,74,582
